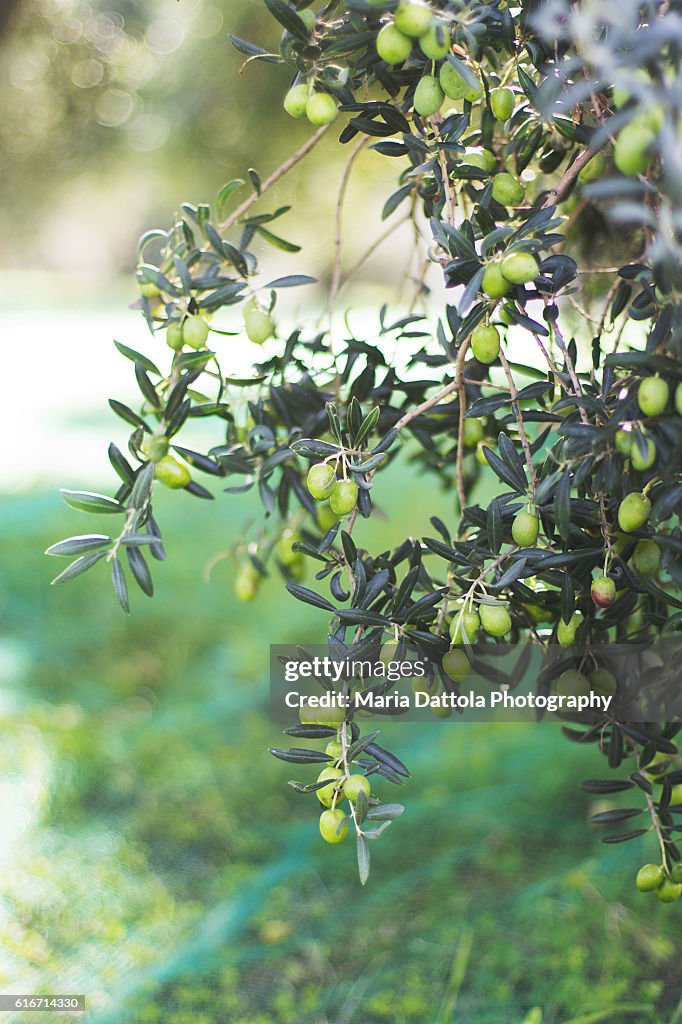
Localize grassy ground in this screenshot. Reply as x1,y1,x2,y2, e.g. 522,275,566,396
1,473,680,1024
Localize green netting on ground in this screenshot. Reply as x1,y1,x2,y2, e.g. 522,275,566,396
1,489,680,1024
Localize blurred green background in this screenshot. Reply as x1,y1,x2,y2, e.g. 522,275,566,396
1,2,681,1022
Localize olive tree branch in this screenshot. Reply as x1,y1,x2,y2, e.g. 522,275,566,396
498,347,537,499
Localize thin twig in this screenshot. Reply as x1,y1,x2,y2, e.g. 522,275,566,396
219,124,332,234
328,137,369,318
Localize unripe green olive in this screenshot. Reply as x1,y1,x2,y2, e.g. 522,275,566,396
329,480,359,516
556,669,590,698
243,299,275,345
166,321,185,351
614,124,655,177
512,510,539,547
299,703,346,729
638,376,669,417
450,609,480,644
284,83,310,119
277,529,301,566
475,442,489,465
344,774,370,803
394,1,433,38
140,432,170,464
138,279,161,298
464,79,483,103
471,324,500,363
591,575,616,608
306,92,338,126
442,648,472,682
481,265,512,299
671,862,682,883
656,877,682,903
501,252,539,285
557,611,583,645
618,492,651,532
578,151,606,183
462,417,485,448
523,602,553,624
439,62,469,100
317,501,339,531
154,454,191,489
418,20,450,59
316,766,344,807
490,87,514,121
319,807,349,843
414,75,445,117
234,563,259,602
183,314,210,350
464,149,496,173
588,669,617,697
630,437,656,471
615,429,633,455
479,603,512,637
492,173,525,207
632,538,660,576
325,740,343,761
376,23,412,64
307,462,336,500
636,863,663,892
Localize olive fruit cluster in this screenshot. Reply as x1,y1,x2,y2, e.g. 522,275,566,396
442,599,512,683
481,251,539,300
166,314,210,352
315,741,371,844
283,84,338,125
636,863,682,902
306,462,359,516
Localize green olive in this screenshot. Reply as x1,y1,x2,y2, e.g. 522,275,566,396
656,877,682,903
589,668,617,696
316,766,344,807
630,437,656,471
615,429,633,455
307,463,336,500
343,774,371,803
325,740,343,761
140,432,169,464
500,252,539,285
319,807,349,843
671,863,682,883
675,382,682,416
284,84,310,118
618,492,651,532
462,417,485,448
418,20,450,60
329,480,359,516
306,92,338,126
555,669,590,699
631,538,660,576
166,321,185,351
635,863,663,892
591,575,616,608
183,314,210,350
394,1,433,38
471,324,500,363
479,603,512,637
481,264,512,299
614,123,655,177
299,703,346,729
557,611,583,645
490,87,514,121
442,648,472,682
491,172,525,207
277,529,302,567
638,376,669,416
578,151,606,183
376,23,412,64
464,149,496,173
511,510,539,547
243,299,275,344
317,501,339,531
154,455,191,489
439,62,469,100
414,75,445,117
449,609,480,644
234,563,259,602
138,279,161,298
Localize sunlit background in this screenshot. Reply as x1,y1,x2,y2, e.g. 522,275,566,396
1,3,679,1022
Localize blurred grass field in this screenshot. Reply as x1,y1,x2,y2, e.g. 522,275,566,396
1,462,681,1024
